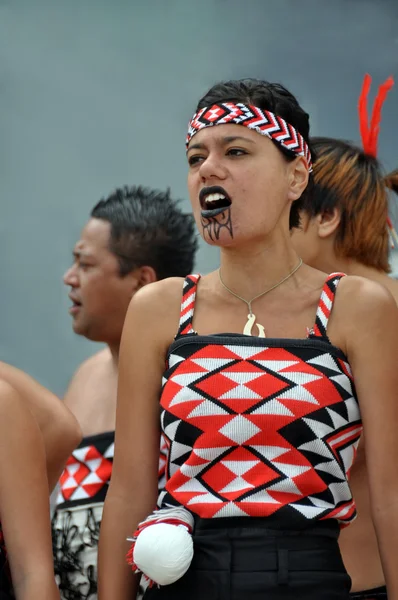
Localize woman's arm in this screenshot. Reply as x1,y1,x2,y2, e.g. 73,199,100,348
0,380,59,600
336,277,398,600
98,280,181,600
0,362,82,490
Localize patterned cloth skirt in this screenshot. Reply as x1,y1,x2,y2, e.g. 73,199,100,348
52,502,147,600
52,502,103,600
142,517,351,600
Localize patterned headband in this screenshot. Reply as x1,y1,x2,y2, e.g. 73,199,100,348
186,102,313,172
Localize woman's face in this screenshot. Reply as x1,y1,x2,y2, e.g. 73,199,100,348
186,123,308,247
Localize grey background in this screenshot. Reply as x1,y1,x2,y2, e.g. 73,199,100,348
1,0,398,396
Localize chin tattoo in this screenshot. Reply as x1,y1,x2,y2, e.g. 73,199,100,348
201,208,233,241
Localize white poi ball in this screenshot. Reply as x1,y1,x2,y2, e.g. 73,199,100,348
133,523,194,586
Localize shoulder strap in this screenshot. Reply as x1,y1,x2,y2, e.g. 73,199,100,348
309,273,346,339
175,274,201,338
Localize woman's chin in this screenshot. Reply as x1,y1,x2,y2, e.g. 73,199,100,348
201,232,238,247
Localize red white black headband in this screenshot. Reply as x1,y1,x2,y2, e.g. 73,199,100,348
186,102,313,172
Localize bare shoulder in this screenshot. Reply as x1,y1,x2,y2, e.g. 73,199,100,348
122,277,187,357
125,277,186,329
336,274,396,313
130,277,186,314
71,348,112,379
0,362,33,389
0,379,19,406
64,348,112,403
0,380,29,425
332,275,398,348
0,361,59,401
380,275,398,305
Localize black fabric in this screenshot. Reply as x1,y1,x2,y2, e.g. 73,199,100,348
350,586,387,599
0,537,13,599
143,519,351,600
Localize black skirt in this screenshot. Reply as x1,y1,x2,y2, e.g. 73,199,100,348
143,517,351,600
0,535,13,599
350,587,387,599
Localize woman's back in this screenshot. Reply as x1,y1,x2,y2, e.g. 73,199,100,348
339,272,398,592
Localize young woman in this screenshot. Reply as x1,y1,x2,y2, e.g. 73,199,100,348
291,76,398,600
0,379,60,599
98,78,398,599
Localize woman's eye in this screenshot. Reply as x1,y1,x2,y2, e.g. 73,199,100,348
78,262,90,269
188,155,204,166
227,148,247,156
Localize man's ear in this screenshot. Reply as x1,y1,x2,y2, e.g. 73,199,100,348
132,265,158,293
315,207,341,239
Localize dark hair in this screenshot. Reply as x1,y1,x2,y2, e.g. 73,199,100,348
301,137,398,273
91,186,198,279
195,78,314,228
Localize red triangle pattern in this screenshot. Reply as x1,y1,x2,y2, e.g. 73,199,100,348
161,340,362,525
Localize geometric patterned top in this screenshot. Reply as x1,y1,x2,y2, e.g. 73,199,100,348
56,430,115,509
158,273,362,527
56,430,169,509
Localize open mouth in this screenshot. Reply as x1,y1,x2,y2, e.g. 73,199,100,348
69,295,82,313
199,186,232,217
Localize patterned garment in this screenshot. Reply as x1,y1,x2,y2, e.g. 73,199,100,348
53,431,168,599
52,431,114,600
158,273,363,527
56,431,114,510
186,103,313,171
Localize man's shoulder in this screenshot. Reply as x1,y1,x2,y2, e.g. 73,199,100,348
65,348,112,399
74,348,111,375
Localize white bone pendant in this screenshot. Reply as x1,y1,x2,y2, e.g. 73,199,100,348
243,314,266,338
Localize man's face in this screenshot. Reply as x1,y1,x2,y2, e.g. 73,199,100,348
63,218,135,343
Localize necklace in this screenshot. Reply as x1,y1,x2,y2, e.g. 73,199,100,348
218,258,303,337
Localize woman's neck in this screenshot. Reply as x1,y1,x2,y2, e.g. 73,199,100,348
218,239,301,299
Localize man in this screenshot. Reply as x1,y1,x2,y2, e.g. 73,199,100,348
52,185,197,600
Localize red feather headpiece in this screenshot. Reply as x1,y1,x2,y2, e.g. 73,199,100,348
358,73,394,158
358,74,396,246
